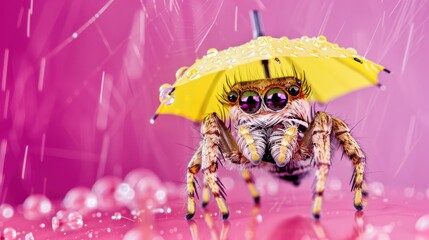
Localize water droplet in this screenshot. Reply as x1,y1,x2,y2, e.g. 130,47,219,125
185,68,198,78
346,48,357,55
368,182,384,196
206,48,218,57
63,187,98,215
125,168,166,210
404,187,415,198
300,36,309,42
416,215,429,231
114,183,135,206
175,66,188,79
24,232,35,240
111,212,122,220
158,83,174,105
92,176,122,211
40,223,46,228
72,32,78,38
52,210,84,231
328,178,342,191
2,227,17,240
123,228,144,240
106,228,111,233
23,194,52,220
317,35,327,42
0,204,14,219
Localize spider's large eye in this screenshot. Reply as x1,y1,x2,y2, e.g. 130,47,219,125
239,91,261,114
287,85,300,96
264,88,288,111
227,91,238,103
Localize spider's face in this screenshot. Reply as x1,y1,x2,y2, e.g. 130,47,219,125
221,77,312,166
225,77,307,115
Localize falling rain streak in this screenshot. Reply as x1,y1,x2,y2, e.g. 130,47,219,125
38,58,46,92
22,145,29,180
401,23,414,74
2,48,9,91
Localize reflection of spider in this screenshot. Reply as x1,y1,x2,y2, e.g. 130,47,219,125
185,76,367,220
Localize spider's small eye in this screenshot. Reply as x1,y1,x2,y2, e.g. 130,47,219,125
227,91,238,103
287,85,300,96
239,91,261,114
264,88,288,111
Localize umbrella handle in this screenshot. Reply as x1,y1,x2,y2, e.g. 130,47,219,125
250,10,264,39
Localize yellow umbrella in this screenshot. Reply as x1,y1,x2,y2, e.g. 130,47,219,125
151,35,388,123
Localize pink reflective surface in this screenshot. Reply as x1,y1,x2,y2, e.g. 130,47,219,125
1,0,429,239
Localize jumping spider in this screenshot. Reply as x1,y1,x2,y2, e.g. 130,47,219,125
185,76,367,220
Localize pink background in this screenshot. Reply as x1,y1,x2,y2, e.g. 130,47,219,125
0,0,428,205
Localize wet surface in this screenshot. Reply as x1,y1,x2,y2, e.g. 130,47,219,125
2,184,429,239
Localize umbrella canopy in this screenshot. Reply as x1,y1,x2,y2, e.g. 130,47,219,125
152,35,387,122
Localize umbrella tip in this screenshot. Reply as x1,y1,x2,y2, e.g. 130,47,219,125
150,114,158,124
250,10,264,39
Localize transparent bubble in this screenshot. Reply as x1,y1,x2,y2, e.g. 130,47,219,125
368,182,384,197
2,227,17,240
63,187,98,214
52,210,84,232
158,83,174,105
91,176,122,210
23,194,53,220
416,215,429,231
123,228,144,240
114,183,136,206
24,232,35,240
0,204,14,219
125,168,166,209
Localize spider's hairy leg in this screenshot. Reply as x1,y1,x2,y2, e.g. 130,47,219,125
186,145,202,220
311,112,332,219
241,170,260,204
201,113,230,220
202,184,210,208
270,125,298,167
332,117,367,211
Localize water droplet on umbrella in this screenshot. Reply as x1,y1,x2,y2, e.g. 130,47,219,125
40,223,46,228
24,232,34,240
416,215,429,231
2,227,17,240
23,194,52,220
159,83,175,105
52,210,84,231
0,204,14,219
175,66,188,79
206,48,218,57
346,48,357,55
300,36,309,42
317,35,327,42
63,187,98,214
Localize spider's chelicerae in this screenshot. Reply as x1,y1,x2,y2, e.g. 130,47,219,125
185,76,367,220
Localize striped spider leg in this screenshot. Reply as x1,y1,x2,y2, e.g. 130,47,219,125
185,113,259,220
304,111,367,218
